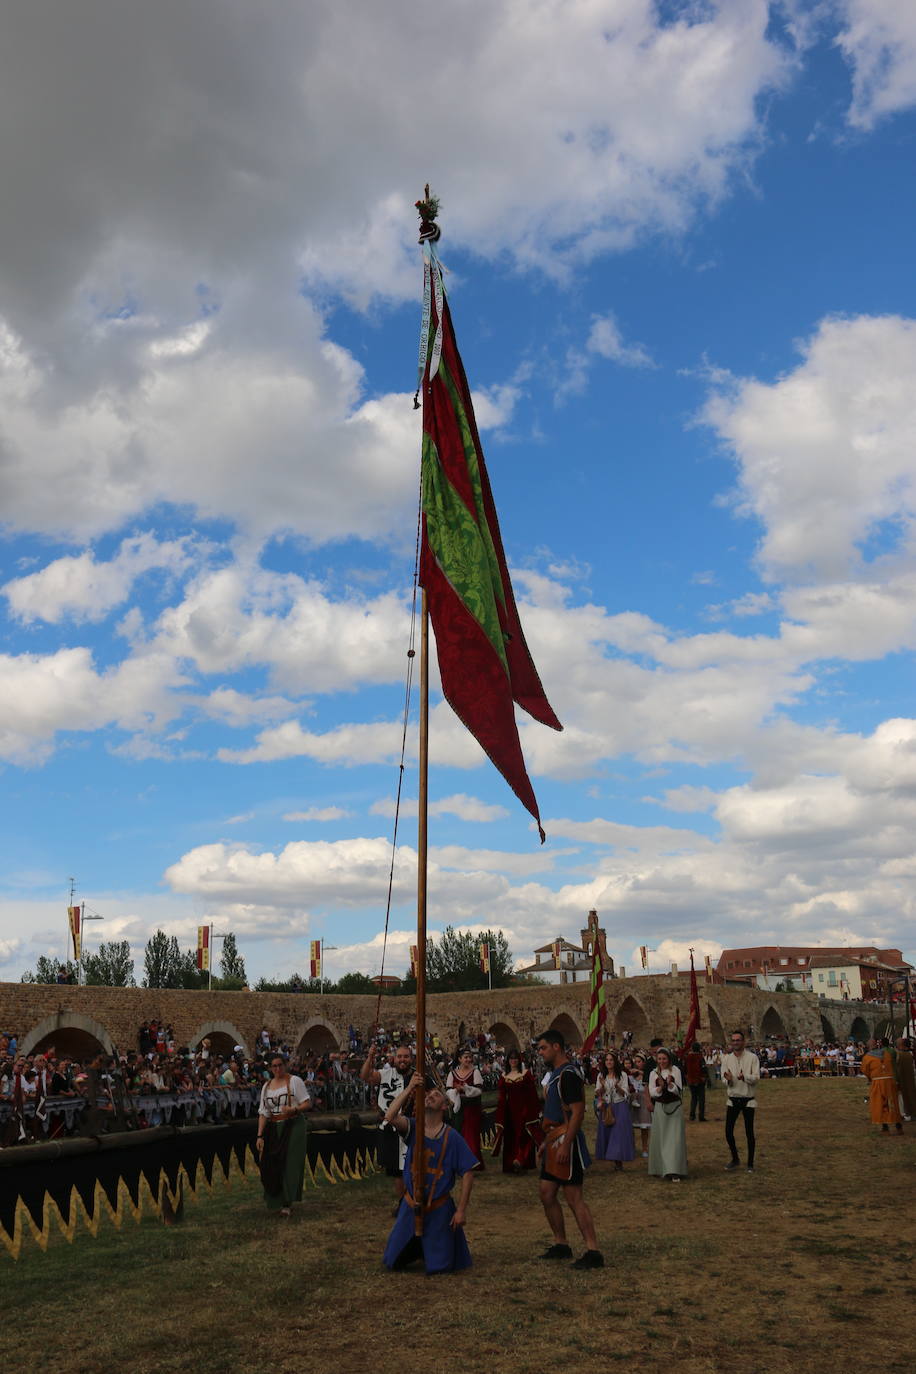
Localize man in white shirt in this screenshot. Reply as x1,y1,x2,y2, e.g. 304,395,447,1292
361,1042,414,1212
721,1030,760,1173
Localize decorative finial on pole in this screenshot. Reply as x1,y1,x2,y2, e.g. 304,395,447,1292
416,184,441,244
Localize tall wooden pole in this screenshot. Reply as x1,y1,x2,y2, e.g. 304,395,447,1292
412,589,429,1236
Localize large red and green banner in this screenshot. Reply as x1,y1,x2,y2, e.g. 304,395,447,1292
419,247,562,839
581,947,607,1054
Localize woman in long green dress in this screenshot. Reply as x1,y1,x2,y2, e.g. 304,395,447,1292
256,1055,312,1215
647,1048,688,1182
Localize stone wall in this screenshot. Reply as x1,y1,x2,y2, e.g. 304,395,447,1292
0,976,888,1058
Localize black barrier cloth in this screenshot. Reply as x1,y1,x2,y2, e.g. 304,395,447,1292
1,1118,380,1258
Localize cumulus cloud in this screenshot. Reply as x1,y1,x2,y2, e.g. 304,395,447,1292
705,314,916,584
3,533,199,624
836,0,916,128
0,3,792,544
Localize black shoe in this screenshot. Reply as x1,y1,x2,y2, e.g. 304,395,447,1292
538,1243,573,1260
746,1165,755,1173
724,1160,740,1171
571,1250,604,1269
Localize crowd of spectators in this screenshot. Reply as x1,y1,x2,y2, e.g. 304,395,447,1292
0,1016,898,1149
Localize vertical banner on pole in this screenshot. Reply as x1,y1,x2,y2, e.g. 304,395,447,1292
478,941,490,975
551,939,562,970
68,906,82,961
704,954,713,981
410,945,420,979
196,926,210,972
310,940,322,980
640,945,648,970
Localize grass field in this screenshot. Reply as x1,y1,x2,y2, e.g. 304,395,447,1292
3,1077,913,1374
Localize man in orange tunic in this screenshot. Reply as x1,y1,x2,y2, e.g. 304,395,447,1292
861,1040,903,1134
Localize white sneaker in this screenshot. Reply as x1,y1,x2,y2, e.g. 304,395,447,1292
641,1151,648,1158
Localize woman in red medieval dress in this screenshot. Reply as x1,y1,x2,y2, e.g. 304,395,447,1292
446,1049,485,1168
492,1048,542,1172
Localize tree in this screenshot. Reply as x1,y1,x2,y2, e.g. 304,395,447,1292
335,971,376,994
176,947,208,990
21,955,76,984
142,930,184,989
82,941,135,986
402,926,514,994
254,972,313,993
219,933,247,986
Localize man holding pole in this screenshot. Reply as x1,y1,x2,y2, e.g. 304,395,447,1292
382,1071,477,1274
535,1028,603,1270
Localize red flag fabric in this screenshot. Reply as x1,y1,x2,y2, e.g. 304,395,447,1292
683,951,702,1048
418,242,561,840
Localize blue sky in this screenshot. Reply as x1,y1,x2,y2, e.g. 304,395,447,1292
2,1,916,985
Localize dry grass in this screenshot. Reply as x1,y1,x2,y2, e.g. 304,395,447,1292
3,1077,914,1374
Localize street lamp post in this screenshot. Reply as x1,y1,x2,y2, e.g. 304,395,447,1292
321,943,339,995
78,909,105,985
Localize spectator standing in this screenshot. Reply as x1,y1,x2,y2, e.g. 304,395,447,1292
685,1041,708,1122
721,1030,760,1171
647,1049,687,1182
255,1054,312,1217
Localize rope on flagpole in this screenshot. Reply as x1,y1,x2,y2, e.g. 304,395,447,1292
373,482,423,1033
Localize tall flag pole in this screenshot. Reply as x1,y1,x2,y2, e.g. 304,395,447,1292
415,189,562,843
479,940,492,991
196,925,210,975
581,910,607,1055
413,581,429,1237
683,948,702,1049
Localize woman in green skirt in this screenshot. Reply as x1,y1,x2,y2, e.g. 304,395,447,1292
647,1048,688,1182
256,1055,313,1215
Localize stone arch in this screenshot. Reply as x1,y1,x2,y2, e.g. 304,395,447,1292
547,1011,583,1048
761,1005,788,1040
850,1016,869,1041
295,1017,343,1059
819,1012,836,1042
612,994,650,1043
488,1018,523,1052
706,1003,726,1046
188,1020,250,1059
21,1011,114,1060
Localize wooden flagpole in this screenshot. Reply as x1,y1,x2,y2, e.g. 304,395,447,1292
412,588,429,1236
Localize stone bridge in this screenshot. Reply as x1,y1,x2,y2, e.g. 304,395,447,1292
0,976,890,1061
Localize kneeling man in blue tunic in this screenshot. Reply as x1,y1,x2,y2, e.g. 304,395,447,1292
536,1028,604,1270
383,1072,477,1274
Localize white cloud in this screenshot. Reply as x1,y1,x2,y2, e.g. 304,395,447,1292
370,793,510,823
586,314,654,369
648,785,720,814
0,2,790,543
282,806,352,822
559,312,654,398
837,0,916,128
3,533,199,624
705,314,916,584
0,645,186,765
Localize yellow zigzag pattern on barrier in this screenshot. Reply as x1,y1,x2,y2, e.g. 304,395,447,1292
1,1143,380,1260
